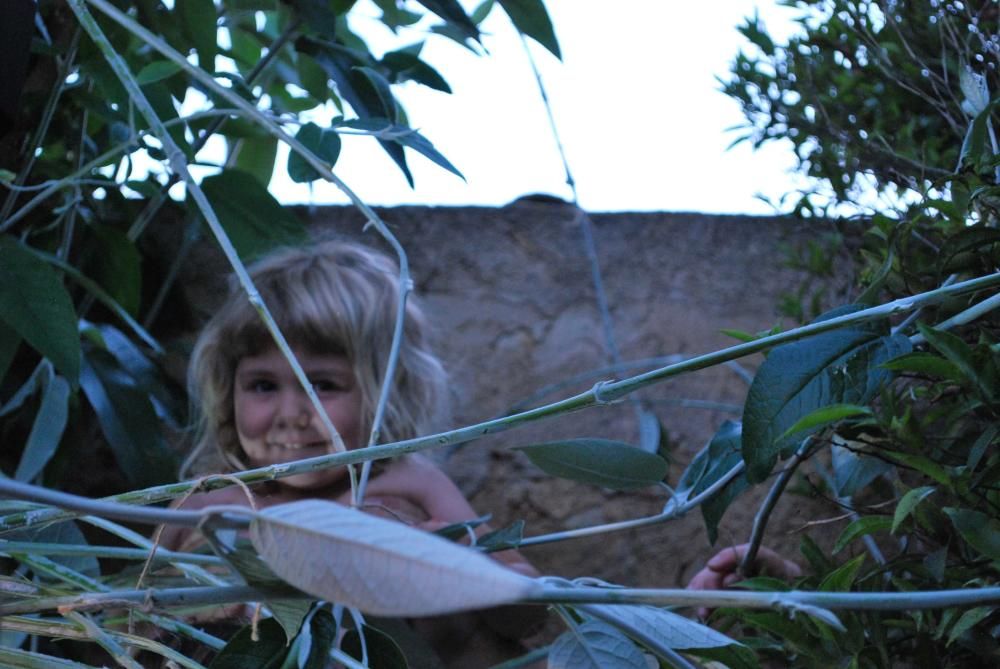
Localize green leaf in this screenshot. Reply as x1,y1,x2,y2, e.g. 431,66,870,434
944,507,1000,560
548,620,647,669
967,425,998,471
89,225,142,317
342,624,408,669
742,305,911,482
830,440,893,498
200,169,308,260
946,606,993,646
777,403,872,442
479,520,525,551
818,553,866,592
958,97,996,170
233,135,279,187
207,617,287,669
134,60,183,86
919,324,997,402
78,347,176,488
497,0,561,59
179,0,218,68
288,122,342,183
889,452,952,486
0,319,21,386
517,439,668,490
381,49,451,92
892,486,935,533
833,516,893,554
0,646,98,668
296,53,329,101
880,352,962,381
674,421,749,545
414,0,480,41
353,66,400,123
286,607,337,669
0,236,80,386
287,0,340,39
5,520,100,578
15,368,70,482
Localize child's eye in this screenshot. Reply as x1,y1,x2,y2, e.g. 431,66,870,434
248,379,276,393
311,379,345,393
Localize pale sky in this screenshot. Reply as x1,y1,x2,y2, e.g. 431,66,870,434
269,1,807,214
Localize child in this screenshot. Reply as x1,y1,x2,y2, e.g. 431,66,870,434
159,239,542,665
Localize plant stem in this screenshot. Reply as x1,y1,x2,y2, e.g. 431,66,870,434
2,271,998,534
740,439,812,576
84,0,417,504
0,541,223,565
0,29,81,224
70,0,357,495
512,462,744,550
6,581,1000,617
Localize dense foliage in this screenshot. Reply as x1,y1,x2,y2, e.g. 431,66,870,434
0,0,998,668
717,1,1000,666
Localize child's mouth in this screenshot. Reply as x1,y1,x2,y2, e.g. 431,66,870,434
269,441,328,452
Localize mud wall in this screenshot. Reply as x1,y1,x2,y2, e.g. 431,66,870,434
179,199,845,587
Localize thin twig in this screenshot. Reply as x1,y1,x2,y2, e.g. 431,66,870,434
739,438,812,576
71,0,359,496
2,271,998,534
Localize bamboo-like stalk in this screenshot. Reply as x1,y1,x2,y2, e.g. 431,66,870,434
67,0,358,495
82,0,414,507
1,270,998,534
4,581,1000,618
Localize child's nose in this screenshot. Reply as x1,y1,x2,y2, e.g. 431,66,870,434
275,390,312,429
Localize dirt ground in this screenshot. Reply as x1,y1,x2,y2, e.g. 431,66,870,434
177,198,851,590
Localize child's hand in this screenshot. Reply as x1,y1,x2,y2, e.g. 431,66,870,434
686,543,801,619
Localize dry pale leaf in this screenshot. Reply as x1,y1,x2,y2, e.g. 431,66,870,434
249,499,541,616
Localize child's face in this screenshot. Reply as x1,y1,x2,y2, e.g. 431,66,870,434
233,346,362,490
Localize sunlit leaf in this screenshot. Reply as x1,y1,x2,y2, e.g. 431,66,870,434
0,236,80,386
517,439,667,490
548,620,646,669
249,500,540,616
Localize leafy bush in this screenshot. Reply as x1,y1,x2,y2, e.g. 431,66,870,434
0,1,998,668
